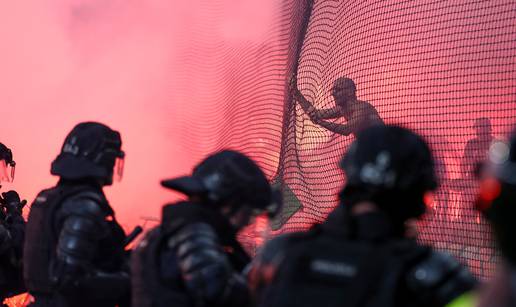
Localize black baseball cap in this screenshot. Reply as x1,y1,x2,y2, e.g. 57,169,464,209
162,150,272,211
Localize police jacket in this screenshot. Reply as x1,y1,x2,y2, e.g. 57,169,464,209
23,180,128,307
0,206,26,299
249,207,477,307
132,201,251,307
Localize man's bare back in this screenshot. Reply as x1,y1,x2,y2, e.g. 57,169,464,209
290,75,383,137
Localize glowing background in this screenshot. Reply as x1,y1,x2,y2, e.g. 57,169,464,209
1,2,515,283
0,0,281,231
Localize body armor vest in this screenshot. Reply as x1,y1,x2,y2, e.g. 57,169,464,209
132,202,250,307
24,183,125,294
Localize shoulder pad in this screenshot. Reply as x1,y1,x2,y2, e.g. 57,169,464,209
168,222,218,248
167,223,222,261
407,250,477,305
60,194,106,220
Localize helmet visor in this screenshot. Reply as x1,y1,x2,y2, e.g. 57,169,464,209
0,160,14,182
114,156,125,182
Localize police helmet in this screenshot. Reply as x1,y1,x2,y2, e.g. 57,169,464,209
161,150,276,217
340,125,438,220
51,122,125,184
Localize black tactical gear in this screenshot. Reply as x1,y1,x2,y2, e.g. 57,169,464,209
477,128,516,265
24,182,128,307
132,201,251,307
0,216,26,300
0,225,10,255
250,126,474,307
161,150,276,217
51,122,124,184
1,191,27,217
340,125,438,221
0,143,26,301
0,190,27,301
251,211,476,307
133,150,272,307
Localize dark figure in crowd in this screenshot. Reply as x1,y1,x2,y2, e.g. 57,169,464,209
249,125,476,307
290,75,383,137
24,122,129,307
462,117,495,178
473,128,516,307
0,143,27,303
132,150,277,307
451,117,495,248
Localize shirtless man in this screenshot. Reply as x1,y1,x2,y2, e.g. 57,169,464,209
290,75,383,137
463,117,495,177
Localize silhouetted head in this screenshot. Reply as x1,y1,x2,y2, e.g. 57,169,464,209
162,150,277,230
332,77,357,107
340,125,438,224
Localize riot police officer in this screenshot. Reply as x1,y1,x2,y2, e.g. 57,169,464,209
0,143,27,303
249,125,476,307
132,150,276,307
24,122,129,307
473,128,516,307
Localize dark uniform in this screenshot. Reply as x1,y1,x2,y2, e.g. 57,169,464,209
474,129,516,307
132,150,276,307
23,122,129,307
249,125,476,307
0,191,27,303
0,144,27,303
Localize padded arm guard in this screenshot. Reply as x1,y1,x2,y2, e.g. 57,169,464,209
169,222,249,306
55,196,106,279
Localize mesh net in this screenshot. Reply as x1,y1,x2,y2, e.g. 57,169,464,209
173,0,516,280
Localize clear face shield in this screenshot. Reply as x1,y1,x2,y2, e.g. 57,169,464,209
0,160,15,183
113,151,125,182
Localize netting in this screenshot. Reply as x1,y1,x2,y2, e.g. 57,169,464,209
172,0,516,280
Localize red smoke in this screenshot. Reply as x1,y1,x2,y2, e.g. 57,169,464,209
0,0,280,231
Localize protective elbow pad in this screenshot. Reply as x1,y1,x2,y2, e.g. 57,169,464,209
169,223,233,303
56,198,106,274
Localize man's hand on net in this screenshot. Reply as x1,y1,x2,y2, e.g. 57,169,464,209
289,74,324,121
